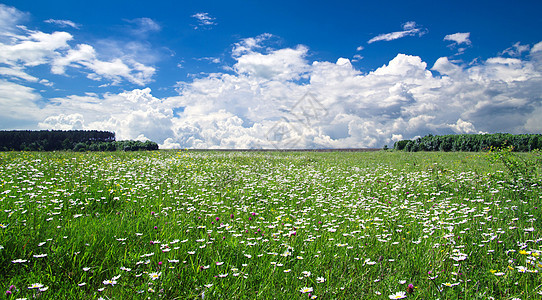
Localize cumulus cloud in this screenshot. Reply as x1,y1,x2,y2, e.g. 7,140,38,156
0,4,155,87
52,44,155,85
368,21,427,44
444,32,471,46
39,88,174,142
160,37,541,148
0,79,42,129
0,30,73,67
7,31,542,149
234,45,309,81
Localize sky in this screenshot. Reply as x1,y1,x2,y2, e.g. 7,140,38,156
1,0,542,149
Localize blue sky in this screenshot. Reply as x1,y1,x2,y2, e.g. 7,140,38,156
1,0,542,148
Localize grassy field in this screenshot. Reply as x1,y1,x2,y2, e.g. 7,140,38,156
0,150,540,299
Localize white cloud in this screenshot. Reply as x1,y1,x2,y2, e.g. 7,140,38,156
39,88,174,141
0,67,39,82
0,4,28,34
368,21,426,44
0,30,73,67
0,29,155,86
234,46,309,81
0,79,42,129
191,12,216,29
232,33,274,57
124,18,161,37
40,113,84,130
0,4,156,87
444,32,471,45
50,43,155,85
5,32,542,149
159,38,542,148
532,41,542,53
44,19,80,29
500,42,530,57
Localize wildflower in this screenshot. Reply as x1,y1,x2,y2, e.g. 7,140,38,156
442,282,460,287
316,277,325,283
407,284,414,293
149,272,161,280
102,279,116,285
28,283,44,289
300,287,313,293
388,291,407,299
12,259,27,263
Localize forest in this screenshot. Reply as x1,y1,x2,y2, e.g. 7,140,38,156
0,130,158,151
394,133,542,152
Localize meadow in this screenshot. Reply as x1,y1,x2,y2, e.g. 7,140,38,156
0,150,540,299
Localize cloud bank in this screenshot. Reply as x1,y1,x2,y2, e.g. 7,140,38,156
1,5,541,149
33,35,542,149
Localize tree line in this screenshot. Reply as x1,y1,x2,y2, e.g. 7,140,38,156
0,130,158,151
394,133,542,152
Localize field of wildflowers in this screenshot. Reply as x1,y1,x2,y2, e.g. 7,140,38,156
0,150,540,299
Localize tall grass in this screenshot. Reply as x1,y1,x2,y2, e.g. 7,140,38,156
0,150,540,299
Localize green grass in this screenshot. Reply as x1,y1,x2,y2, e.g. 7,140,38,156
0,150,541,299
